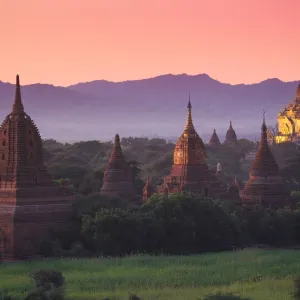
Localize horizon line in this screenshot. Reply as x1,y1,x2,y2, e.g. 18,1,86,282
0,72,299,88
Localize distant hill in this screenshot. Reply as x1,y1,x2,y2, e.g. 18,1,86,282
0,74,298,142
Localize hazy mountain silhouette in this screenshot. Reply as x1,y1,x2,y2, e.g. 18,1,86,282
0,74,298,142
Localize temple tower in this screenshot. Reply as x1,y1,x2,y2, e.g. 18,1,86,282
219,176,242,202
142,176,154,201
157,96,220,197
0,75,74,261
240,113,289,209
224,121,238,146
208,129,221,148
100,134,138,202
275,83,300,144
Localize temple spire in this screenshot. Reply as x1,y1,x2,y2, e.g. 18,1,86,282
12,75,24,114
184,93,195,132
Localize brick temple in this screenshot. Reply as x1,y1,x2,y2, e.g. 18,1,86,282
156,97,221,197
224,121,238,146
0,75,74,261
100,134,138,202
240,113,289,209
208,129,221,149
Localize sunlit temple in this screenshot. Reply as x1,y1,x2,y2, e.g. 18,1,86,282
274,83,300,144
155,97,221,197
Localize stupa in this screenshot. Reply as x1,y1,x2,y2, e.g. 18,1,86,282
100,134,138,202
0,75,74,261
208,129,221,148
240,112,289,209
157,96,220,197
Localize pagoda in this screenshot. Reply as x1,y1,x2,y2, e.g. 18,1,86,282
224,121,238,146
219,176,242,202
0,75,74,261
240,113,289,209
142,176,154,202
275,83,300,144
208,129,221,148
157,96,220,197
100,134,138,202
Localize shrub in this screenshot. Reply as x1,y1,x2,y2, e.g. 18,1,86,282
294,276,300,300
203,293,251,300
29,270,65,289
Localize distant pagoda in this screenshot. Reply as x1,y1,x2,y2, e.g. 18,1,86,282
208,129,221,148
240,113,289,209
224,121,238,146
142,176,154,201
100,134,138,202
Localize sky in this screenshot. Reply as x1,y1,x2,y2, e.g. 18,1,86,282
0,0,300,86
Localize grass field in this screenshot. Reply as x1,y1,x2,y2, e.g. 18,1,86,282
0,249,300,300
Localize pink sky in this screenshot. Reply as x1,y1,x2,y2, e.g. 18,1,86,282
0,0,299,86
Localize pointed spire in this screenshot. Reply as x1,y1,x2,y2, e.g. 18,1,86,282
296,82,300,99
261,110,267,135
142,176,153,201
12,75,24,114
184,93,195,133
249,112,279,177
209,128,221,148
225,120,237,144
108,133,125,164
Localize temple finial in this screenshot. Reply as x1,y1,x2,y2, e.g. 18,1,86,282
115,134,120,144
184,93,194,132
262,110,267,132
187,92,191,109
229,120,232,128
12,74,24,114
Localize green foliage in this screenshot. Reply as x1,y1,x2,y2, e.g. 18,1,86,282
202,294,251,300
80,193,243,256
29,270,64,289
294,276,300,300
25,270,65,300
1,249,300,300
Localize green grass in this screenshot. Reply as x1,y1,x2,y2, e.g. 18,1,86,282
0,249,300,300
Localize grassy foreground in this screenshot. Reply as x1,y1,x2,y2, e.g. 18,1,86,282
0,249,300,300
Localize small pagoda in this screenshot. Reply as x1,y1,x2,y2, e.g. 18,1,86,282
100,134,138,202
157,96,220,197
208,129,221,148
224,121,238,146
240,113,289,209
0,75,74,261
142,176,154,202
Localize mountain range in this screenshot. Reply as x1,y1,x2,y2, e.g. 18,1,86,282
0,74,298,142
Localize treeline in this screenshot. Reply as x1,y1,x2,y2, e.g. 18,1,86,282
39,192,300,258
42,137,300,197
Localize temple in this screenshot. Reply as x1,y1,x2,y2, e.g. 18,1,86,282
100,134,138,202
157,96,220,197
219,176,241,202
240,112,289,209
224,121,238,146
142,176,154,201
208,129,221,148
0,75,74,261
274,83,300,144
